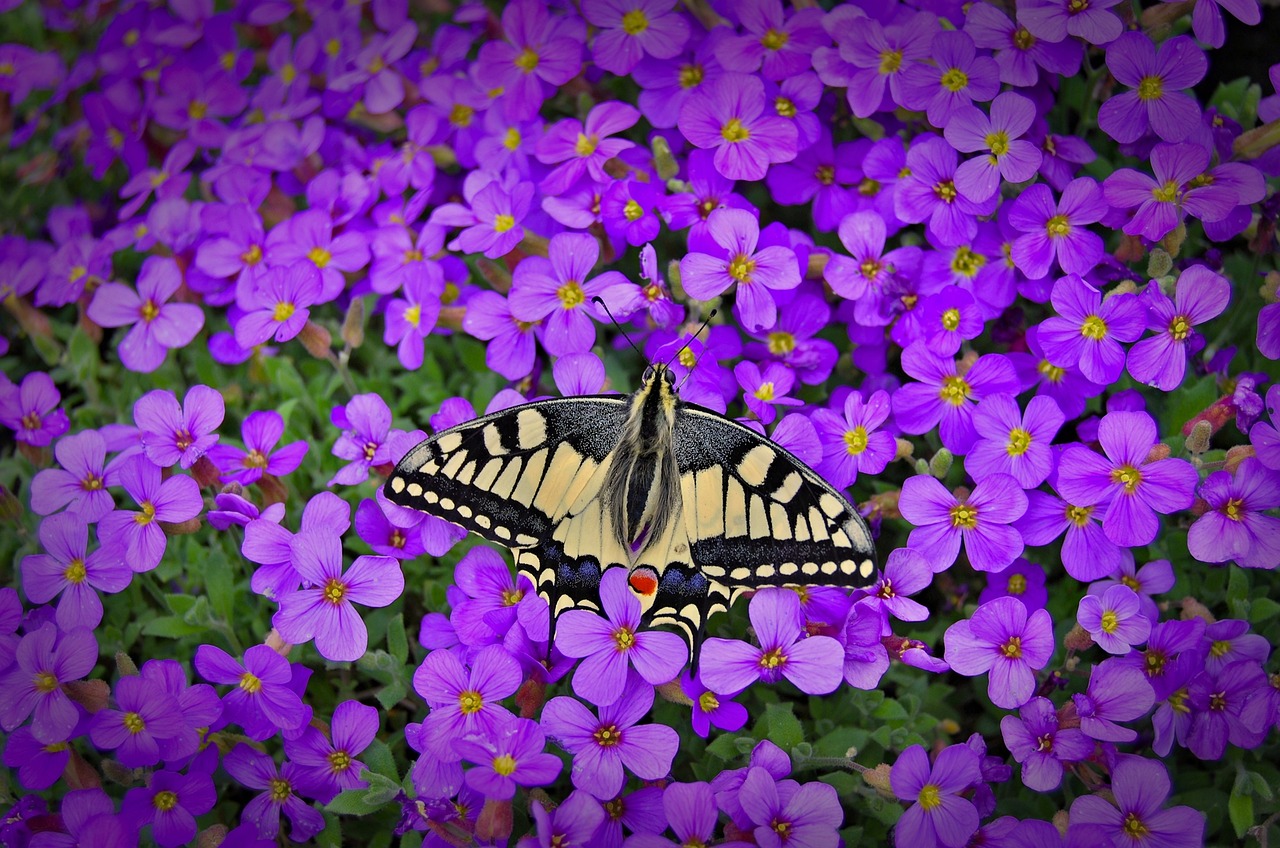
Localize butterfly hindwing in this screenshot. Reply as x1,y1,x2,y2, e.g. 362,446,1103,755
385,396,629,551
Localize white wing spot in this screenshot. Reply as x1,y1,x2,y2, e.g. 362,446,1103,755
860,560,874,578
773,472,802,504
769,503,791,541
820,561,838,575
801,562,819,575
436,432,463,453
779,562,798,576
730,566,752,581
840,560,856,574
819,493,845,519
425,491,440,505
756,563,776,578
517,408,547,449
737,444,776,487
475,515,492,529
483,425,507,457
748,494,769,540
439,498,455,511
495,526,512,540
391,477,406,493
516,533,538,547
406,482,423,497
457,505,473,519
441,450,468,479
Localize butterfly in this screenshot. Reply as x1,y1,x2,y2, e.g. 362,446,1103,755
384,362,878,666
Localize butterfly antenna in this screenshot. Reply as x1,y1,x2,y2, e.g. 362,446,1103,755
591,296,645,362
665,308,718,375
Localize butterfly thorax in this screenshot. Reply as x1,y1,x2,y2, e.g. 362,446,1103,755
604,364,683,561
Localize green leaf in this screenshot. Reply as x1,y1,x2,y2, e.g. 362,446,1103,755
387,613,408,664
1248,598,1280,624
762,703,804,751
141,616,208,639
165,593,197,615
705,733,742,762
316,812,342,848
1166,375,1220,432
375,678,408,711
204,548,235,623
326,787,391,816
1228,788,1254,837
363,739,399,783
1248,770,1275,801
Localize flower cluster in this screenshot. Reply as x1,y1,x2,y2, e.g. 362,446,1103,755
1,0,1279,846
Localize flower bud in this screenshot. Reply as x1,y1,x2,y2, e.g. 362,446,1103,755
342,296,366,349
298,319,332,359
1185,419,1213,455
651,135,679,181
1146,248,1173,278
929,448,954,479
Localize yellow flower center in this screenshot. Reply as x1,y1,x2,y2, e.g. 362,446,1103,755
503,127,522,150
985,130,1010,156
239,672,262,694
1223,498,1245,521
1152,180,1180,203
759,648,787,669
678,64,704,88
1045,214,1071,238
721,118,750,143
940,68,969,92
273,301,296,323
307,246,331,268
450,103,475,127
514,48,539,73
941,308,961,331
1168,687,1190,713
950,503,978,529
861,258,883,280
1038,359,1065,383
502,588,524,606
34,671,59,693
939,375,970,406
698,691,720,712
1007,574,1027,595
814,164,835,186
775,97,796,118
270,777,291,803
493,214,516,233
574,133,598,157
728,254,756,283
22,411,41,431
1123,813,1150,839
458,689,483,714
187,100,208,120
322,578,346,605
767,331,795,355
492,753,518,776
64,558,87,584
1169,315,1191,341
1036,733,1054,752
879,50,902,74
771,820,792,839
950,246,986,278
933,180,958,203
1007,428,1032,456
1013,28,1036,49
123,712,146,734
329,750,353,774
241,244,263,266
390,529,406,549
593,724,622,747
82,473,103,491
557,280,585,309
761,28,789,51
1110,465,1142,494
1121,575,1141,591
1000,636,1022,659
1137,76,1163,101
135,502,156,525
1145,650,1167,677
613,627,636,651
1080,315,1108,340
404,304,422,328
918,784,941,811
623,199,644,221
1210,639,1230,658
845,427,869,456
1101,610,1122,634
859,177,882,196
621,8,649,34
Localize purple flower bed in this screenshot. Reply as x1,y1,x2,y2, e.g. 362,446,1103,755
1,0,1279,845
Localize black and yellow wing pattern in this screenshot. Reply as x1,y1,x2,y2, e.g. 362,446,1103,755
384,364,879,665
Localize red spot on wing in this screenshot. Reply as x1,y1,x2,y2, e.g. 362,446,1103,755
629,571,658,597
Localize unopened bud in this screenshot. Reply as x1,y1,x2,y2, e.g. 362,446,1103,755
342,297,366,349
862,763,895,797
667,259,685,301
1233,118,1280,161
191,455,222,488
265,629,293,655
805,252,828,280
1106,278,1140,299
298,320,332,359
1225,444,1254,473
476,799,513,844
1146,248,1173,279
195,825,229,848
1051,810,1071,835
516,677,547,718
1065,624,1095,652
258,474,287,507
160,517,202,536
914,458,930,477
1185,420,1213,455
655,679,693,706
1144,443,1171,463
1180,596,1215,624
115,652,139,677
1161,222,1187,257
101,759,136,787
1260,270,1280,304
65,679,110,714
938,718,960,735
929,448,954,479
65,750,102,791
476,258,512,293
651,136,679,181
0,484,23,522
895,438,915,462
518,231,550,258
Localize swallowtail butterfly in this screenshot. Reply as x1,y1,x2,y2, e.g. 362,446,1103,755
385,363,879,665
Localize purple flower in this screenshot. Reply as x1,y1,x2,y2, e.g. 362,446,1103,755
1098,34,1206,144
450,547,548,646
1127,265,1231,391
0,624,96,743
811,389,896,489
900,473,1027,574
944,596,1053,709
901,30,999,128
555,568,686,706
87,256,205,373
206,410,308,486
678,73,799,181
738,765,842,848
440,178,536,259
979,557,1049,611
412,644,522,763
473,0,584,122
1008,179,1108,280
601,178,663,247
133,385,224,470
963,4,1082,87
21,514,131,631
329,393,395,486
679,208,800,332
234,262,323,348
121,770,216,848
509,232,626,357
0,372,69,447
827,11,936,118
999,697,1091,792
895,135,999,248
29,431,119,522
1174,0,1262,48
223,745,325,842
1056,411,1199,548
1069,756,1205,848
893,348,1021,455
967,395,1064,489
461,292,538,381
88,675,183,768
944,92,1042,202
456,716,562,800
264,209,368,302
680,671,749,739
97,456,203,573
530,790,607,848
1077,585,1152,655
1019,0,1124,46
1249,384,1280,471
28,790,132,848
626,781,721,848
283,700,378,801
535,103,640,196
272,533,403,662
700,588,844,695
541,673,678,800
1017,484,1128,582
1103,142,1236,241
581,0,688,76
891,744,981,848
734,360,801,424
1187,458,1280,570
2,726,71,791
193,644,310,739
1037,275,1146,385
1187,660,1268,759
1072,659,1156,742
1088,556,1173,624
714,0,826,80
